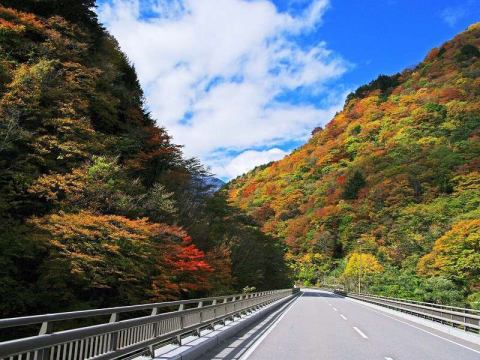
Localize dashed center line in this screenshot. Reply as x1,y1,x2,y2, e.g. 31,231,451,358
332,307,338,311
348,298,480,355
340,314,347,320
353,326,368,339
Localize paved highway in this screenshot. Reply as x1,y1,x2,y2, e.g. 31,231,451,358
198,289,480,360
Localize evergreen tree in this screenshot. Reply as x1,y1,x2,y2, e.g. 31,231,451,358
342,171,366,200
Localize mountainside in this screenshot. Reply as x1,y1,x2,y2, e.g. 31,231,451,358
227,24,480,307
0,1,289,318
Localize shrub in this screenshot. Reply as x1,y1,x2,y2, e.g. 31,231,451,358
456,44,480,62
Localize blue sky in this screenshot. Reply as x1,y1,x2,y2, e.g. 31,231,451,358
97,0,479,180
299,0,480,88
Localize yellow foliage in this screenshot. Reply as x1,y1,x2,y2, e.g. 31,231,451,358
28,168,86,201
417,219,480,289
343,253,383,278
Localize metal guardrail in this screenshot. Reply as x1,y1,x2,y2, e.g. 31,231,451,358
0,288,299,360
344,292,480,334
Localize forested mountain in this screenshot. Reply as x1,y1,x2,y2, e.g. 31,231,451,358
227,24,480,308
0,0,289,317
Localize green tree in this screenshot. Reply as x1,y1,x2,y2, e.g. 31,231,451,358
342,171,366,200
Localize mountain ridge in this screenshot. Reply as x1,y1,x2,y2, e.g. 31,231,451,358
227,22,480,307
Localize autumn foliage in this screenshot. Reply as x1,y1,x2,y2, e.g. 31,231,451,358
418,219,480,292
227,23,480,306
0,3,290,317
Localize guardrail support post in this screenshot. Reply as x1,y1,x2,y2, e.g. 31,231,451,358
195,301,204,336
148,308,159,358
221,298,228,325
209,299,217,330
39,321,52,335
109,313,119,354
175,304,185,345
37,322,53,360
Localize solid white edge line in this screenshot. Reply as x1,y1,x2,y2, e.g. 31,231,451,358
239,292,304,360
353,326,368,339
348,298,480,354
340,314,347,320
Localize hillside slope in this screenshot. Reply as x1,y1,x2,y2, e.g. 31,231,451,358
227,24,480,307
0,1,289,317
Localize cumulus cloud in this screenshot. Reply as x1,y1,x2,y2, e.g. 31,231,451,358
97,0,347,179
211,148,288,180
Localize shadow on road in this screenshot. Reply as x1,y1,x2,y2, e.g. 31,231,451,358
197,296,299,360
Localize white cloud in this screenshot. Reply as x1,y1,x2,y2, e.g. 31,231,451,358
97,0,347,179
211,148,288,180
440,6,466,27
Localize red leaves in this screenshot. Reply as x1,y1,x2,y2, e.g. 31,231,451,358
30,212,214,302
242,183,257,197
171,240,212,272
126,126,182,173
438,87,464,102
150,232,213,299
336,175,346,185
314,205,337,218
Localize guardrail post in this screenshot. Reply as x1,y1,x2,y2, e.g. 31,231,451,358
222,297,228,325
210,299,217,330
233,296,238,318
175,304,185,345
195,301,203,336
231,296,238,321
242,294,249,315
148,308,159,358
109,313,119,354
39,321,53,335
237,295,244,318
37,322,53,360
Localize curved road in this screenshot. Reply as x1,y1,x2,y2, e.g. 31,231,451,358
199,289,480,360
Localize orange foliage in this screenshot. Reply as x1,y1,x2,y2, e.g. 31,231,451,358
242,183,257,197
29,212,213,301
226,22,480,290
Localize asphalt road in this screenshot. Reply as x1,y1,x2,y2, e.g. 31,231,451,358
199,289,480,360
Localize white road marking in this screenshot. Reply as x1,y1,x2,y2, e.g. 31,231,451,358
340,314,347,320
239,293,304,360
349,299,480,355
328,303,332,306
385,357,394,360
353,326,368,339
333,307,338,312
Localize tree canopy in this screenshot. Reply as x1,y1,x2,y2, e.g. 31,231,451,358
0,2,291,318
227,22,480,307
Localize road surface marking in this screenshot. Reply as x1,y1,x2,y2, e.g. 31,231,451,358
353,326,368,339
333,307,338,311
328,303,332,306
385,357,394,360
239,293,303,360
340,314,347,320
349,299,480,355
